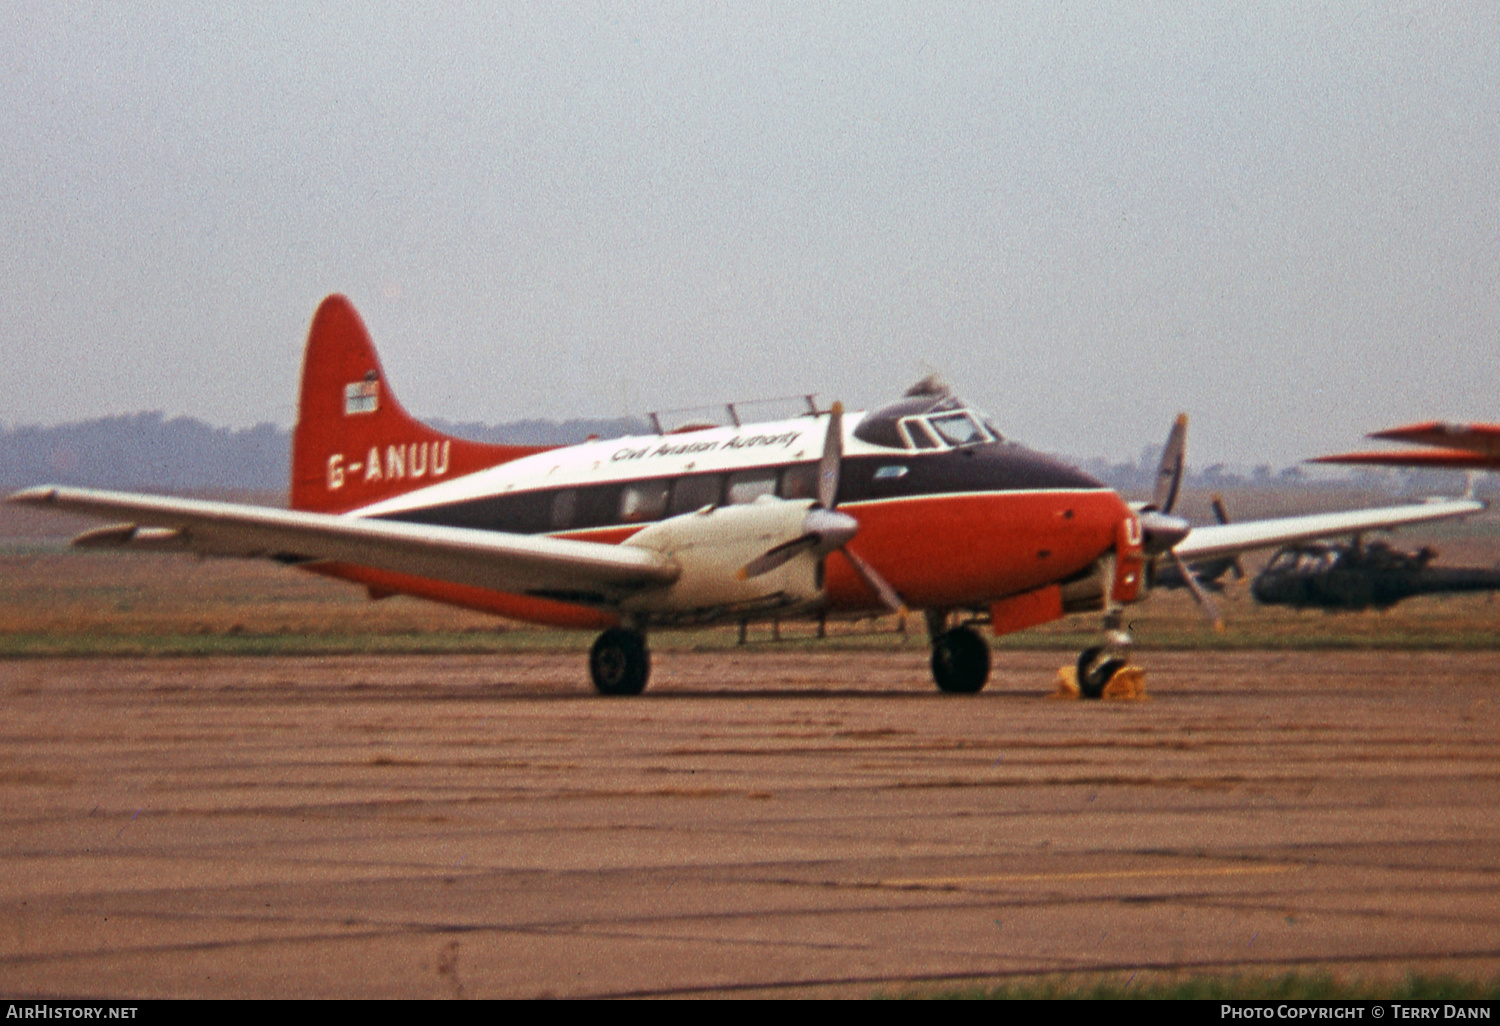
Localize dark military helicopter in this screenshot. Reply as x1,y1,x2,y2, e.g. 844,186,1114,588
1250,537,1500,611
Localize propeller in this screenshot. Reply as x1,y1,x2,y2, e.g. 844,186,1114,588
1152,414,1188,513
1136,415,1192,553
1166,548,1224,629
1211,494,1246,580
1138,414,1224,629
739,403,908,618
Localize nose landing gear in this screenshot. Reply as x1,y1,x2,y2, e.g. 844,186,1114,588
926,610,992,693
1076,622,1132,699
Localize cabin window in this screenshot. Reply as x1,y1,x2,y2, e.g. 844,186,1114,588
780,463,818,500
873,465,909,480
619,480,670,522
499,491,552,533
575,484,623,529
726,469,777,504
550,489,577,530
670,474,722,515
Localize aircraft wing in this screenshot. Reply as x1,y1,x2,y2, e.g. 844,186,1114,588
6,485,679,599
1369,422,1500,453
1311,450,1500,469
1172,498,1485,563
1312,422,1500,470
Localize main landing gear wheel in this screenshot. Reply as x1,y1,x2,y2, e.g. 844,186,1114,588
589,628,650,696
1076,645,1127,700
930,626,991,694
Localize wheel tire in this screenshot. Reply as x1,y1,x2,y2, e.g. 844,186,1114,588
1076,646,1125,700
930,626,991,694
589,628,650,696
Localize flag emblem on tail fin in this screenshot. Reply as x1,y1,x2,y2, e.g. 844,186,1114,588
344,374,380,415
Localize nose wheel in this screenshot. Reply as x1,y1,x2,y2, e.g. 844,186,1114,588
926,611,992,693
1076,627,1131,699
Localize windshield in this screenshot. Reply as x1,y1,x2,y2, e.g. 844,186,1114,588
854,391,1004,450
927,412,989,447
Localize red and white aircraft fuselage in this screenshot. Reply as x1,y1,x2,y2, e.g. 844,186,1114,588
10,295,1484,696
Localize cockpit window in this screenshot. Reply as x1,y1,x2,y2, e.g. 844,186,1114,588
928,412,989,447
853,391,1003,451
899,418,940,450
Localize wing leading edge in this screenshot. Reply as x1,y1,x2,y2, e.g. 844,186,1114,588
1172,498,1485,563
7,486,679,600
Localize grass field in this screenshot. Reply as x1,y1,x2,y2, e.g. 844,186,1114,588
913,971,1500,1000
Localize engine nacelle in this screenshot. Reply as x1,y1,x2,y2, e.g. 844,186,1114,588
620,498,826,620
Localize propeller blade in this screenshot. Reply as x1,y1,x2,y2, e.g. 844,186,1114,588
1151,414,1188,514
739,534,819,578
818,402,844,509
1170,549,1225,630
1210,494,1245,578
840,544,907,618
738,508,860,579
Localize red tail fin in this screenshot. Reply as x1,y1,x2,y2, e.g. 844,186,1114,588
290,295,548,513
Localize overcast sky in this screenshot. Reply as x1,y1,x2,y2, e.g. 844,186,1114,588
2,2,1496,467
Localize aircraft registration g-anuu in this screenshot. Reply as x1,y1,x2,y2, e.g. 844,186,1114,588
8,296,1487,697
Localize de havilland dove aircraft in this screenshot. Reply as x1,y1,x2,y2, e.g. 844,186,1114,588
8,297,1486,697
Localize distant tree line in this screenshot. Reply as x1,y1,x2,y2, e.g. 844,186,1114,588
1076,451,1479,499
0,413,649,491
0,413,287,492
0,412,1479,497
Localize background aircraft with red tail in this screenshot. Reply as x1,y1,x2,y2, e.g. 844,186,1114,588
9,297,1485,697
1314,423,1500,472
